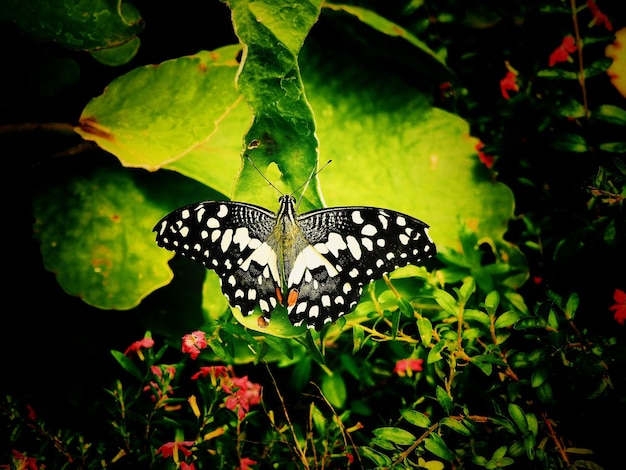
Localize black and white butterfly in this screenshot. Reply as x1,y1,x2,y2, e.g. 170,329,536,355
154,183,436,331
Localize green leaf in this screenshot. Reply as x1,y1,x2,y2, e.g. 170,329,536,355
400,409,432,429
323,3,448,68
440,417,471,436
599,142,626,153
417,316,433,346
508,403,529,435
229,0,325,210
463,309,491,326
3,0,143,51
110,350,144,381
592,104,626,125
484,290,500,315
424,433,455,461
32,165,174,309
76,45,245,182
433,290,459,317
301,43,518,251
90,37,141,66
360,446,392,467
549,133,588,153
494,311,521,329
321,373,347,409
436,386,453,415
372,427,416,446
427,339,447,363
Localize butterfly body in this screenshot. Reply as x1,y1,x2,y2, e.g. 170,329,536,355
154,194,436,331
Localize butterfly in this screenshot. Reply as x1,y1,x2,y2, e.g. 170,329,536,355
153,174,436,331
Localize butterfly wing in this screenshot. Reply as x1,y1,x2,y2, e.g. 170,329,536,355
153,201,281,318
293,207,436,330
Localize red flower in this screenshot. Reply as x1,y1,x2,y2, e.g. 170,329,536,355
124,336,154,359
2,450,39,470
25,404,37,421
588,0,612,31
180,463,196,470
182,331,208,360
222,375,262,420
609,288,626,325
393,358,424,377
475,141,495,169
549,36,577,67
191,365,230,381
237,457,257,470
156,440,195,461
499,71,519,100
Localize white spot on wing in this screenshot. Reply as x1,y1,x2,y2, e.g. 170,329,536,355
361,224,377,236
217,204,228,218
346,235,362,260
351,211,364,224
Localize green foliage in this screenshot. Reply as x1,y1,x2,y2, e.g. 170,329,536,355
4,0,625,468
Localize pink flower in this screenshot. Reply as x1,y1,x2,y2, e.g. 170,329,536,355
156,440,195,461
182,331,208,360
549,36,577,67
124,337,155,360
191,365,230,381
237,457,257,470
222,375,262,420
499,71,519,100
394,358,424,377
609,289,626,325
588,0,612,31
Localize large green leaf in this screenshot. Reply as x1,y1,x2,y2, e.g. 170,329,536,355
32,165,174,309
0,0,143,51
228,0,325,211
75,45,245,189
301,44,515,249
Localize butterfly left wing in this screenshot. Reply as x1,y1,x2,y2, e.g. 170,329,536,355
292,206,436,330
153,201,281,318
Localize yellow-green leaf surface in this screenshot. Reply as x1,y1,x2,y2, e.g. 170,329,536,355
33,166,174,309
301,45,515,249
0,0,143,51
75,45,247,189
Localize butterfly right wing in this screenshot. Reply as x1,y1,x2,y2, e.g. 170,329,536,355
153,201,280,318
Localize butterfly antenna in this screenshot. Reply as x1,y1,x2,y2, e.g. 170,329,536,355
294,159,332,210
245,154,283,195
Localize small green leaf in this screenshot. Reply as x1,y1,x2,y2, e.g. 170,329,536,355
372,427,416,446
321,373,347,409
360,446,392,467
508,403,529,435
424,433,455,461
484,290,500,315
495,311,521,329
433,290,459,316
400,409,432,428
599,142,626,153
592,104,626,125
417,316,433,346
463,309,491,326
110,350,144,381
436,386,453,415
549,133,588,153
440,417,471,436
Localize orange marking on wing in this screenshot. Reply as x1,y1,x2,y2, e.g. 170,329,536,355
287,289,299,307
275,287,283,305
